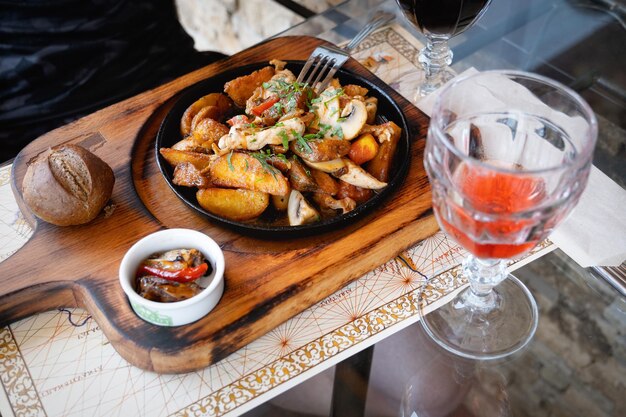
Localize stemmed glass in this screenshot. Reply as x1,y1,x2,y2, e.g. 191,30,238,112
395,0,492,97
421,70,597,359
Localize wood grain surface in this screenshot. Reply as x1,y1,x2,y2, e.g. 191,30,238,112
0,36,437,373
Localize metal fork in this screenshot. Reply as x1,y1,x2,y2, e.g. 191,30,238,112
296,10,394,92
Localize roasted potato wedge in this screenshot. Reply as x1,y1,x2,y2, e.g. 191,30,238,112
224,66,275,107
271,193,290,211
191,118,229,145
172,119,229,154
159,148,215,170
209,152,289,196
172,135,211,154
190,106,222,131
180,93,233,136
197,188,269,221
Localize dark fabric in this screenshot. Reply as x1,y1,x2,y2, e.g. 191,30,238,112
0,0,227,161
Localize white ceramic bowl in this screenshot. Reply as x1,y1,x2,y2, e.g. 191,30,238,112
119,228,225,326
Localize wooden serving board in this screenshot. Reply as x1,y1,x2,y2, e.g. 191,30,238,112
0,36,437,373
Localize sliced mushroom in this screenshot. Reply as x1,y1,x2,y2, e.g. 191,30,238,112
302,158,347,176
315,88,368,140
136,276,204,303
287,190,320,226
144,249,204,270
312,193,356,215
336,158,387,190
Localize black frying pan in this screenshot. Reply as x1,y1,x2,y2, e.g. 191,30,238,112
156,61,410,237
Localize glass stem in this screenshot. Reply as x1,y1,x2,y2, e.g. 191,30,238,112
461,256,508,311
418,34,454,97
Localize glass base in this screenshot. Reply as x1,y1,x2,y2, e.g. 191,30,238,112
419,274,538,360
416,68,456,98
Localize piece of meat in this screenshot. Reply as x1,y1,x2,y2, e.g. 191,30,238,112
364,97,378,124
172,162,211,188
361,121,402,144
173,119,229,153
336,181,374,204
261,88,310,122
290,138,351,162
224,66,275,107
218,117,305,151
309,168,339,195
343,84,369,98
269,59,287,71
288,157,317,192
265,154,292,173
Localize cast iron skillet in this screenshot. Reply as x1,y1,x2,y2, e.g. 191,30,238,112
156,61,410,238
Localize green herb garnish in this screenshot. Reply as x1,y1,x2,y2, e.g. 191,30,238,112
278,129,290,149
251,150,280,179
292,129,313,153
227,150,234,171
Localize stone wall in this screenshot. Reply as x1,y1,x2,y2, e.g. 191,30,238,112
175,0,343,55
498,252,626,417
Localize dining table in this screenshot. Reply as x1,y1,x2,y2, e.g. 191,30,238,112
0,0,624,416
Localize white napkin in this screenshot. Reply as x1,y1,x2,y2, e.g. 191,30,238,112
416,69,626,267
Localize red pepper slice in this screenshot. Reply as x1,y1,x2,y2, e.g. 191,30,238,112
137,263,209,283
227,114,251,127
250,96,279,116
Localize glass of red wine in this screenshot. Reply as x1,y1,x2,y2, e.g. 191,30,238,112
395,0,492,97
422,71,597,359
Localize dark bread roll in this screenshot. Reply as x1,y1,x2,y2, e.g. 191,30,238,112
22,144,115,226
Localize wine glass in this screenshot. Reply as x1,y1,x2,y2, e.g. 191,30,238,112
421,70,597,359
395,0,492,97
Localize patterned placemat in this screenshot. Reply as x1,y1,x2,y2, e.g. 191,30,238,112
0,25,555,417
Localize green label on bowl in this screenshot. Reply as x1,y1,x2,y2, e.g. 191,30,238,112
131,302,173,326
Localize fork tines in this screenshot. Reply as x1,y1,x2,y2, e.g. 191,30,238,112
296,45,348,93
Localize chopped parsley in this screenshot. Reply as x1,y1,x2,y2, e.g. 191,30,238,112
318,123,333,137
227,150,234,171
272,101,283,113
251,149,281,179
292,129,313,153
332,126,344,139
261,79,310,114
278,129,290,149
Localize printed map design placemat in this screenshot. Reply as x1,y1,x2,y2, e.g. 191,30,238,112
0,25,555,417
